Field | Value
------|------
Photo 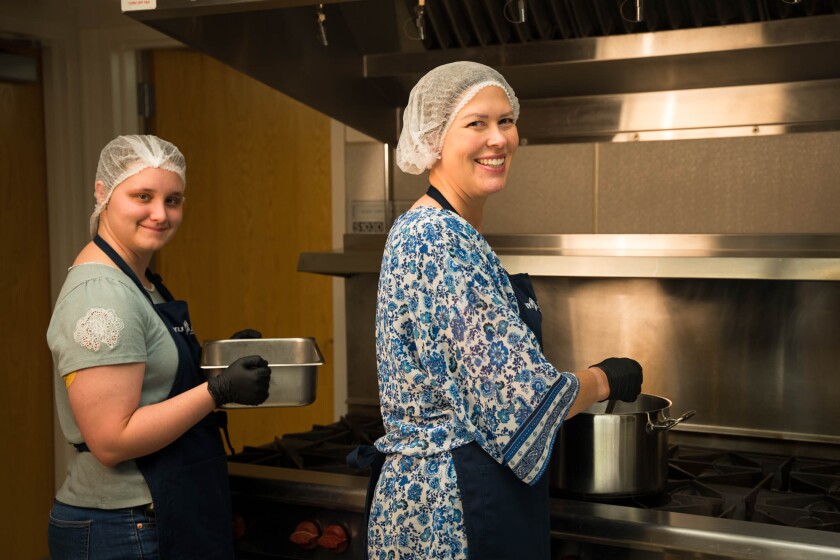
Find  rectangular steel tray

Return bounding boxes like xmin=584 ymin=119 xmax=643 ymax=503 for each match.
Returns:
xmin=201 ymin=338 xmax=323 ymax=408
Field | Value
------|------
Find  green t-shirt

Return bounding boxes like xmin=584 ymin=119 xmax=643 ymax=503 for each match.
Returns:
xmin=47 ymin=263 xmax=179 ymax=508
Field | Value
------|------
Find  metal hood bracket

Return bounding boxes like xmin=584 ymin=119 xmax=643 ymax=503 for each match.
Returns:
xmin=126 ymin=0 xmax=840 ymax=144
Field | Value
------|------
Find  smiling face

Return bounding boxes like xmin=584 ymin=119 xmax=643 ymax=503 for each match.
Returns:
xmin=433 ymin=85 xmax=519 ymax=201
xmin=97 ymin=167 xmax=185 ymax=258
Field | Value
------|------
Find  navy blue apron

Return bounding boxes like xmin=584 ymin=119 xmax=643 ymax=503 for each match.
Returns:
xmin=350 ymin=187 xmax=550 ymax=559
xmin=81 ymin=235 xmax=234 ymax=560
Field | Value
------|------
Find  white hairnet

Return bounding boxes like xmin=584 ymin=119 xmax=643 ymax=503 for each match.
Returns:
xmin=395 ymin=61 xmax=520 ymax=175
xmin=90 ymin=134 xmax=186 ymax=237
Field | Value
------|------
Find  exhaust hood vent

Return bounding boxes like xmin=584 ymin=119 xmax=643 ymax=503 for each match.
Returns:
xmin=416 ymin=0 xmax=840 ymax=48
xmin=127 ymin=0 xmax=840 ymax=144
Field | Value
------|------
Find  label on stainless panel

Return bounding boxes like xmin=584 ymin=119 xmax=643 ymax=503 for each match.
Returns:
xmin=121 ymin=0 xmax=156 ymax=11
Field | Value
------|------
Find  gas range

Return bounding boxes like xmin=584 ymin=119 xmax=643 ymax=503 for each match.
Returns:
xmin=227 ymin=416 xmax=840 ymax=559
xmin=226 ymin=415 xmax=382 ymax=559
xmin=551 ymin=444 xmax=840 ymax=560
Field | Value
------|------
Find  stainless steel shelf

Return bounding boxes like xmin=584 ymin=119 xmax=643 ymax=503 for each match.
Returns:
xmin=298 ymin=234 xmax=840 ymax=281
xmin=298 ymin=250 xmax=385 ymax=278
xmin=501 ymin=254 xmax=840 ymax=280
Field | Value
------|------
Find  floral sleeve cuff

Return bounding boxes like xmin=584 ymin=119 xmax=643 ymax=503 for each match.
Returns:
xmin=503 ymin=373 xmax=579 ymax=485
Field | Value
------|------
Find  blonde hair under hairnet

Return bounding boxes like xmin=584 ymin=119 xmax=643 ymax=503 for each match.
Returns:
xmin=90 ymin=134 xmax=186 ymax=238
xmin=395 ymin=61 xmax=520 ymax=175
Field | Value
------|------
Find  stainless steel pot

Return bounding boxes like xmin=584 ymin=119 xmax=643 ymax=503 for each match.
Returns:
xmin=550 ymin=394 xmax=695 ymax=496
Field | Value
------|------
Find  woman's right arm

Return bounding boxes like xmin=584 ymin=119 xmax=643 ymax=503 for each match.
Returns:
xmin=68 ymin=364 xmax=215 ymax=467
xmin=392 ymin=215 xmax=636 ymax=483
xmin=568 ymin=367 xmax=610 ymax=418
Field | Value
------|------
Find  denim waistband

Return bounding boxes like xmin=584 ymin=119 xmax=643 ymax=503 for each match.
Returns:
xmin=55 ymin=500 xmax=154 ymax=518
xmin=130 ymin=503 xmax=155 ymax=517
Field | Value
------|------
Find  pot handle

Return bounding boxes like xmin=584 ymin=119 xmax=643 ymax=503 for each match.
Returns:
xmin=646 ymin=410 xmax=696 ymax=433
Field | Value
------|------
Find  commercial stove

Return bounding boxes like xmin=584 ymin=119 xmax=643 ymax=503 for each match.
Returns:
xmin=227 ymin=415 xmax=840 ymax=560
xmin=551 ymin=434 xmax=840 ymax=560
xmin=227 ymin=415 xmax=381 ymax=559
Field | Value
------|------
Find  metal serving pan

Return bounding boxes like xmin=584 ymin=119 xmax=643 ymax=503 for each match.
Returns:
xmin=201 ymin=338 xmax=323 ymax=408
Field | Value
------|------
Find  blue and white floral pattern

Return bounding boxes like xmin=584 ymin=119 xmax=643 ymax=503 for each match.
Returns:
xmin=369 ymin=206 xmax=580 ymax=558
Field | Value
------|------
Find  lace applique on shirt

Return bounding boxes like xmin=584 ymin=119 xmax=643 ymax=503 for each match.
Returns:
xmin=73 ymin=308 xmax=126 ymax=351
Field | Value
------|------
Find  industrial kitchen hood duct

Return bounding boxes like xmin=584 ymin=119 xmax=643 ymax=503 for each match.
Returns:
xmin=124 ymin=0 xmax=840 ymax=144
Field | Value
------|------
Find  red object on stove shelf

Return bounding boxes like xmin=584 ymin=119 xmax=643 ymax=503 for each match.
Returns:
xmin=289 ymin=520 xmax=320 ymax=549
xmin=231 ymin=512 xmax=247 ymax=540
xmin=317 ymin=524 xmax=349 ymax=552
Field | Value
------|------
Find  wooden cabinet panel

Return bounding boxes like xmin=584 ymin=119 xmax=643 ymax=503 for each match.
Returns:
xmin=0 ymin=48 xmax=54 ymax=559
xmin=149 ymin=49 xmax=334 ymax=448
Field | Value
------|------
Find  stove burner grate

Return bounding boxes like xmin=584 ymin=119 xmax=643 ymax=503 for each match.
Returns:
xmin=660 ymin=446 xmax=840 ymax=531
xmin=228 ymin=415 xmax=385 ymax=475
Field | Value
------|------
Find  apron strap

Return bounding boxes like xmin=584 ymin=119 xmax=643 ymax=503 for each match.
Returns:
xmin=93 ymin=235 xmax=176 ymax=303
xmin=208 ymin=410 xmax=234 ymax=455
xmin=347 ymin=445 xmax=386 ymax=525
xmin=93 ymin=235 xmax=156 ymax=304
xmin=146 ymin=270 xmax=175 ymax=302
xmin=426 ymin=185 xmax=460 ymax=216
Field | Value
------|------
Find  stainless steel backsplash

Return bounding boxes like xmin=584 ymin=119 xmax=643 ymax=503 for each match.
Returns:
xmin=346 ymin=273 xmax=840 ymax=443
xmin=536 ymin=276 xmax=840 ymax=442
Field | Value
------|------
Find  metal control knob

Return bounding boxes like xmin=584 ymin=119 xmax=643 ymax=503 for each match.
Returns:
xmin=289 ymin=520 xmax=320 ymax=549
xmin=317 ymin=523 xmax=349 ymax=553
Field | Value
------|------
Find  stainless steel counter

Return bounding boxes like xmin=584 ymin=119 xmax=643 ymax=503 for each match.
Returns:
xmin=551 ymin=499 xmax=840 ymax=560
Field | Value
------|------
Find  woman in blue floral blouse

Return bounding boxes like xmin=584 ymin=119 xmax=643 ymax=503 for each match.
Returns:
xmin=366 ymin=61 xmax=643 ymax=559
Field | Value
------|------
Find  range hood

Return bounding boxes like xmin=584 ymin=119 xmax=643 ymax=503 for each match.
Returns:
xmin=125 ymin=0 xmax=840 ymax=144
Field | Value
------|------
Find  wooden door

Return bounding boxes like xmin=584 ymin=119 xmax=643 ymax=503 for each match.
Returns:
xmin=0 ymin=43 xmax=54 ymax=559
xmin=149 ymin=49 xmax=334 ymax=447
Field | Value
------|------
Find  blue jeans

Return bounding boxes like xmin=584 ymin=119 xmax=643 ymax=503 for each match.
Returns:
xmin=48 ymin=500 xmax=159 ymax=560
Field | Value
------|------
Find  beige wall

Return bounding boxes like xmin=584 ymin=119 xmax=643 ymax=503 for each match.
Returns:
xmin=348 ymin=130 xmax=840 ymax=235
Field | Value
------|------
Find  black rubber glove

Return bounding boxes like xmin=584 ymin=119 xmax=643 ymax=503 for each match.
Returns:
xmin=207 ymin=355 xmax=271 ymax=406
xmin=590 ymin=357 xmax=643 ymax=402
xmin=230 ymin=329 xmax=262 ymax=339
